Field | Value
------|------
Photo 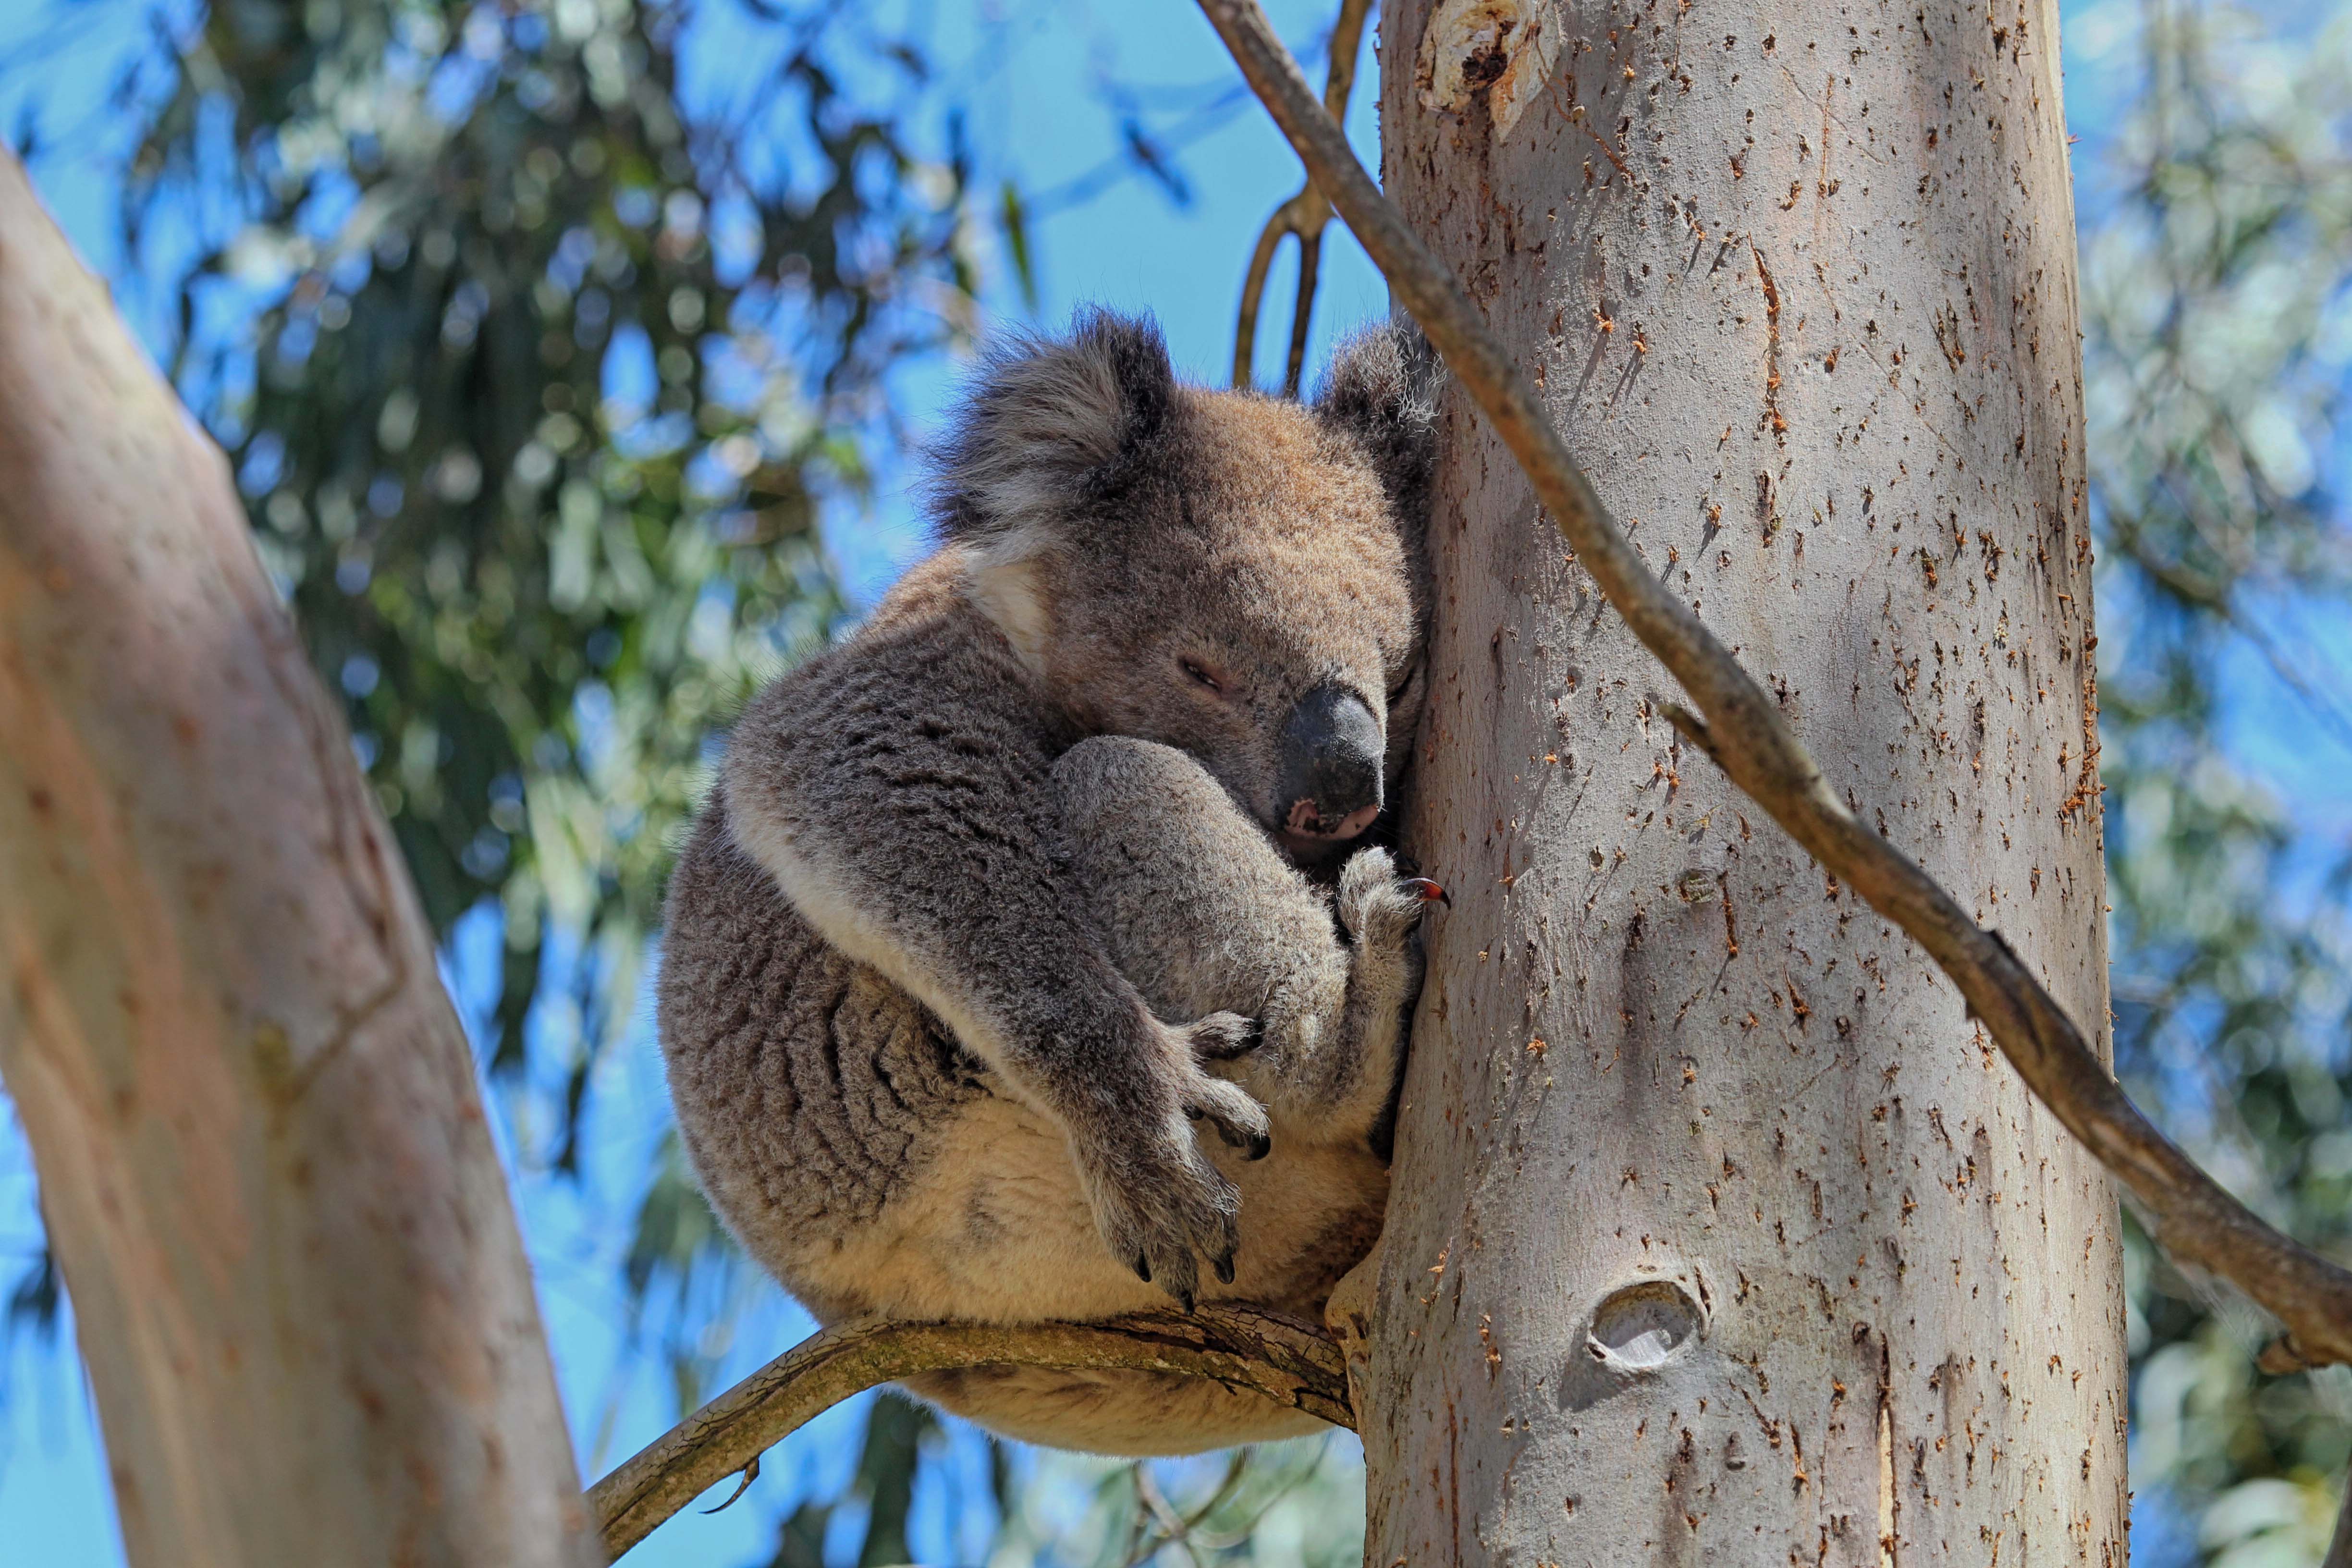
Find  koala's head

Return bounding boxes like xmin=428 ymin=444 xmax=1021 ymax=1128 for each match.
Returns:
xmin=934 ymin=307 xmax=1440 ymax=859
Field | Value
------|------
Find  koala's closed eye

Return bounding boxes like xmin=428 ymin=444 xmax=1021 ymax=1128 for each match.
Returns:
xmin=1179 ymin=656 xmax=1228 ymax=695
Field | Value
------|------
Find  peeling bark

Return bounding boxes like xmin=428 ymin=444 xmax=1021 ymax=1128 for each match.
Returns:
xmin=1367 ymin=1 xmax=2126 ymax=1560
xmin=0 ymin=154 xmax=597 ymax=1568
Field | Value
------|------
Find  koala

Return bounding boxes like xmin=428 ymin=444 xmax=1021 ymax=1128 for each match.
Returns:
xmin=659 ymin=312 xmax=1440 ymax=1454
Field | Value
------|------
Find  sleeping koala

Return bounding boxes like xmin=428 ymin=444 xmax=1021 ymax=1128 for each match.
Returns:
xmin=660 ymin=313 xmax=1440 ymax=1453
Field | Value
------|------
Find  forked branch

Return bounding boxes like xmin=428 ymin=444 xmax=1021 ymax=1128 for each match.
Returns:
xmin=588 ymin=1306 xmax=1348 ymax=1559
xmin=1231 ymin=0 xmax=1372 ymax=394
xmin=1192 ymin=0 xmax=2352 ymax=1371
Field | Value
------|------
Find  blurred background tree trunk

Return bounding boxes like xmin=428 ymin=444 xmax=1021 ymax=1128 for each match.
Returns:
xmin=1366 ymin=0 xmax=2129 ymax=1558
xmin=0 ymin=155 xmax=598 ymax=1568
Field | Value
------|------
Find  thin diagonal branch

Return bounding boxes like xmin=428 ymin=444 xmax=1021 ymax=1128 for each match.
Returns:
xmin=587 ymin=1306 xmax=1349 ymax=1560
xmin=1192 ymin=0 xmax=2352 ymax=1370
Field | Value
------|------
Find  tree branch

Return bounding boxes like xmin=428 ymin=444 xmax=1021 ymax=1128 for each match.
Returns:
xmin=1191 ymin=0 xmax=2352 ymax=1370
xmin=1230 ymin=0 xmax=1372 ymax=393
xmin=587 ymin=1306 xmax=1349 ymax=1560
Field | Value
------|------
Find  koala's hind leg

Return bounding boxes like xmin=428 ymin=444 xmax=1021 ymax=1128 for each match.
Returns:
xmin=1326 ymin=845 xmax=1434 ymax=1141
xmin=1052 ymin=736 xmax=1426 ymax=1146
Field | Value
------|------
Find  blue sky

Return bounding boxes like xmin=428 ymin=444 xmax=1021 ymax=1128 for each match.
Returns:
xmin=1 ymin=0 xmax=2346 ymax=1564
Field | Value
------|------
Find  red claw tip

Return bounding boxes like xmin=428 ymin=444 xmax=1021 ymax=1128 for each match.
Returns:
xmin=1405 ymin=877 xmax=1451 ymax=907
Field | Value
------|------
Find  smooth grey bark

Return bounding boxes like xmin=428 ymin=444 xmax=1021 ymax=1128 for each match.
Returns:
xmin=1365 ymin=1 xmax=2128 ymax=1561
xmin=0 ymin=155 xmax=598 ymax=1567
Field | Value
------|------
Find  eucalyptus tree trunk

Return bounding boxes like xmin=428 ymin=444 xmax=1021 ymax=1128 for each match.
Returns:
xmin=1363 ymin=1 xmax=2127 ymax=1559
xmin=0 ymin=156 xmax=597 ymax=1568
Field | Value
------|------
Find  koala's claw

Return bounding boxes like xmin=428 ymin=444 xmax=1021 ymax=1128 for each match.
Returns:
xmin=1110 ymin=1192 xmax=1221 ymax=1313
xmin=1200 ymin=1109 xmax=1270 ymax=1155
xmin=1213 ymin=1250 xmax=1237 ymax=1285
xmin=1186 ymin=1072 xmax=1273 ymax=1157
xmin=1402 ymin=876 xmax=1452 ymax=907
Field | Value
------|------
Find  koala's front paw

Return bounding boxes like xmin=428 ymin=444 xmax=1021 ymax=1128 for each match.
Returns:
xmin=1072 ymin=1015 xmax=1273 ymax=1310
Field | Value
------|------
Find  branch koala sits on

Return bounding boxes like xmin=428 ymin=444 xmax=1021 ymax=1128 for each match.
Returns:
xmin=660 ymin=312 xmax=1441 ymax=1454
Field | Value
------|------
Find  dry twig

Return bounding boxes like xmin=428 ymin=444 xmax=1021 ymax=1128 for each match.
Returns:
xmin=1231 ymin=0 xmax=1372 ymax=394
xmin=1192 ymin=0 xmax=2352 ymax=1371
xmin=587 ymin=1306 xmax=1347 ymax=1559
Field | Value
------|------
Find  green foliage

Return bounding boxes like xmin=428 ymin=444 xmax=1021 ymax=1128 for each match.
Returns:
xmin=2080 ymin=0 xmax=2352 ymax=1556
xmin=130 ymin=0 xmax=980 ymax=1152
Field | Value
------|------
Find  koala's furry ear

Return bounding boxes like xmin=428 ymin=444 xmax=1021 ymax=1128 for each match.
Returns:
xmin=1313 ymin=321 xmax=1443 ymax=524
xmin=933 ymin=308 xmax=1177 ymax=545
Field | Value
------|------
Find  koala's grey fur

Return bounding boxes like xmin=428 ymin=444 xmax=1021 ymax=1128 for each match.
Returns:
xmin=660 ymin=314 xmax=1441 ymax=1454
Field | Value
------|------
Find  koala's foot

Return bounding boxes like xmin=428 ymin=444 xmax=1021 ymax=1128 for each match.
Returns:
xmin=1318 ymin=846 xmax=1437 ymax=1140
xmin=1175 ymin=1014 xmax=1274 ymax=1161
xmin=1337 ymin=846 xmax=1439 ymax=965
xmin=1185 ymin=1010 xmax=1266 ymax=1065
xmin=1072 ymin=1013 xmax=1274 ymax=1311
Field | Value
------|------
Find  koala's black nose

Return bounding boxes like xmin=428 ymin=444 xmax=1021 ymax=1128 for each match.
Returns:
xmin=1277 ymin=682 xmax=1384 ymax=847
